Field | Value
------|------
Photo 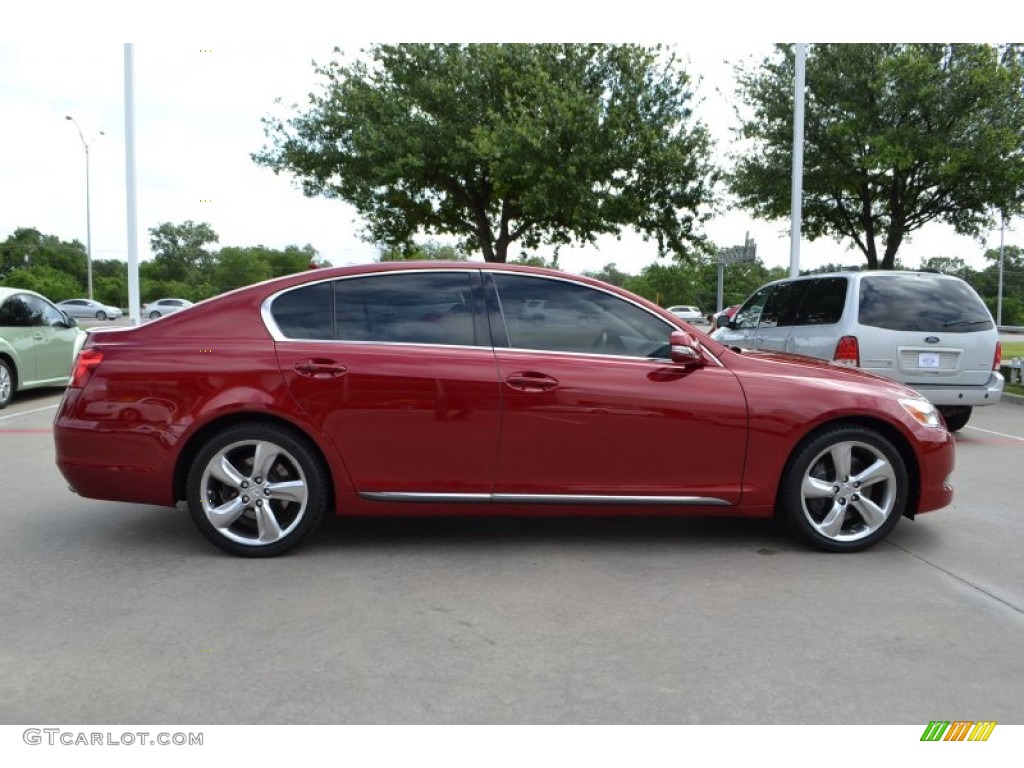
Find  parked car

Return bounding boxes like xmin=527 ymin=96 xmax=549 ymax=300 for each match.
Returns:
xmin=54 ymin=263 xmax=954 ymax=557
xmin=56 ymin=298 xmax=123 ymax=321
xmin=667 ymin=305 xmax=703 ymax=321
xmin=0 ymin=287 xmax=86 ymax=408
xmin=142 ymin=298 xmax=193 ymax=319
xmin=713 ymin=271 xmax=1003 ymax=431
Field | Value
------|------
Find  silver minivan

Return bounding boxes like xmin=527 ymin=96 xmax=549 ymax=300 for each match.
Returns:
xmin=713 ymin=271 xmax=1003 ymax=431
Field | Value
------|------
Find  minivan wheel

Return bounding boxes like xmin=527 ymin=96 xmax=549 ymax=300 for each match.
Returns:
xmin=779 ymin=425 xmax=908 ymax=552
xmin=185 ymin=423 xmax=329 ymax=557
xmin=938 ymin=406 xmax=972 ymax=433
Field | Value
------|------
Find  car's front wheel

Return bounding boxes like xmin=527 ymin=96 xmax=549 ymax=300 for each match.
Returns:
xmin=185 ymin=423 xmax=329 ymax=557
xmin=0 ymin=358 xmax=14 ymax=409
xmin=938 ymin=406 xmax=972 ymax=433
xmin=149 ymin=310 xmax=160 ymax=319
xmin=778 ymin=425 xmax=908 ymax=552
xmin=96 ymin=310 xmax=107 ymax=321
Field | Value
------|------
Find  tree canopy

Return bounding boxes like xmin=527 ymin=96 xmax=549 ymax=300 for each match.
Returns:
xmin=254 ymin=44 xmax=717 ymax=263
xmin=730 ymin=44 xmax=1024 ymax=269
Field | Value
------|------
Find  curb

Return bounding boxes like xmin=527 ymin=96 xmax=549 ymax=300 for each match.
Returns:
xmin=1001 ymin=391 xmax=1024 ymax=407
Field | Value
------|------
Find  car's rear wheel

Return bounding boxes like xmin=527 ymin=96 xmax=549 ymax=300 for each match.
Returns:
xmin=938 ymin=406 xmax=972 ymax=433
xmin=0 ymin=359 xmax=14 ymax=409
xmin=185 ymin=423 xmax=329 ymax=557
xmin=779 ymin=425 xmax=908 ymax=552
xmin=96 ymin=310 xmax=107 ymax=320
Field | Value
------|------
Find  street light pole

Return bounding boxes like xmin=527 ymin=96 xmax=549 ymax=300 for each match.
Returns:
xmin=65 ymin=116 xmax=104 ymax=300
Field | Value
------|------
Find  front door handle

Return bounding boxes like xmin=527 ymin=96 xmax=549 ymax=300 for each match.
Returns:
xmin=505 ymin=372 xmax=559 ymax=392
xmin=294 ymin=359 xmax=348 ymax=378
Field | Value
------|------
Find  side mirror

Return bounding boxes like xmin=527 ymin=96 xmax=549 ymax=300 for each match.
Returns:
xmin=62 ymin=314 xmax=78 ymax=328
xmin=669 ymin=330 xmax=704 ymax=366
xmin=715 ymin=314 xmax=730 ymax=329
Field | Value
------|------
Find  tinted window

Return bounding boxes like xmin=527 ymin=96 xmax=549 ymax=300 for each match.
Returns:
xmin=732 ymin=286 xmax=771 ymax=329
xmin=493 ymin=274 xmax=672 ymax=358
xmin=858 ymin=275 xmax=994 ymax=332
xmin=272 ymin=282 xmax=334 ymax=339
xmin=758 ymin=281 xmax=806 ymax=328
xmin=795 ymin=277 xmax=848 ymax=326
xmin=0 ymin=295 xmax=64 ymax=327
xmin=334 ymin=272 xmax=477 ymax=346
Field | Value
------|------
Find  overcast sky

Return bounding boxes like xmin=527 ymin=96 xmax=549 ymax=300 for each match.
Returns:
xmin=1 ymin=5 xmax=1015 ymax=279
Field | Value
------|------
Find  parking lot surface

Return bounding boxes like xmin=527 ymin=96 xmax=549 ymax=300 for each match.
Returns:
xmin=1 ymin=390 xmax=1022 ymax=724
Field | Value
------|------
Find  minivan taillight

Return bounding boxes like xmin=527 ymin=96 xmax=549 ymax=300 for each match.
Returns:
xmin=994 ymin=341 xmax=1002 ymax=371
xmin=834 ymin=336 xmax=860 ymax=367
xmin=70 ymin=349 xmax=103 ymax=388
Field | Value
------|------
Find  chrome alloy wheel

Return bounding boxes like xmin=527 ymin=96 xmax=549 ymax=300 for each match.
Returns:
xmin=0 ymin=361 xmax=12 ymax=406
xmin=799 ymin=440 xmax=898 ymax=544
xmin=199 ymin=439 xmax=309 ymax=547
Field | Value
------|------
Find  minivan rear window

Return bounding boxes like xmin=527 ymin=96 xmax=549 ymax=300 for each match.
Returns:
xmin=858 ymin=275 xmax=994 ymax=333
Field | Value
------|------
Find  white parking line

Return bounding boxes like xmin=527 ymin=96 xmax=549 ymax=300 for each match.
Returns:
xmin=964 ymin=424 xmax=1024 ymax=442
xmin=0 ymin=404 xmax=59 ymax=422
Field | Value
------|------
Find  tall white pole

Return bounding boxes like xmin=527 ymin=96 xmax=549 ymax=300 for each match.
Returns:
xmin=790 ymin=43 xmax=806 ymax=278
xmin=65 ymin=116 xmax=102 ymax=300
xmin=124 ymin=44 xmax=141 ymax=327
xmin=997 ymin=214 xmax=1005 ymax=327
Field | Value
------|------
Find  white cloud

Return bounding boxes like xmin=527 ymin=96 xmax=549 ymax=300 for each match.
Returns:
xmin=2 ymin=34 xmax=1016 ymax=279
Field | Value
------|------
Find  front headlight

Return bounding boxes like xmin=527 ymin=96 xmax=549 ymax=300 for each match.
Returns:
xmin=899 ymin=398 xmax=943 ymax=429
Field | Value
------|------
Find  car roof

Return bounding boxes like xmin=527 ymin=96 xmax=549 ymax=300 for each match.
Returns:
xmin=0 ymin=286 xmax=49 ymax=302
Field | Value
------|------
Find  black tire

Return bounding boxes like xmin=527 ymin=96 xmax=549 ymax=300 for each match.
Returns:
xmin=938 ymin=406 xmax=972 ymax=433
xmin=0 ymin=358 xmax=14 ymax=409
xmin=149 ymin=310 xmax=160 ymax=319
xmin=185 ymin=422 xmax=329 ymax=557
xmin=778 ymin=425 xmax=908 ymax=553
xmin=96 ymin=310 xmax=107 ymax=321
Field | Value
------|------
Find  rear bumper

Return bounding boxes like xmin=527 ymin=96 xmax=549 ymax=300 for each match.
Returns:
xmin=910 ymin=372 xmax=1003 ymax=408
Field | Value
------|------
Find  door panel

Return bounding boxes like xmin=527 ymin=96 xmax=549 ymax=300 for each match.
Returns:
xmin=492 ymin=350 xmax=748 ymax=500
xmin=277 ymin=343 xmax=502 ymax=493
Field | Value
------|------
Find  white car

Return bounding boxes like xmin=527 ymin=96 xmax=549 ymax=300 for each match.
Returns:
xmin=666 ymin=305 xmax=703 ymax=322
xmin=714 ymin=270 xmax=1003 ymax=431
xmin=56 ymin=298 xmax=123 ymax=321
xmin=143 ymin=298 xmax=194 ymax=319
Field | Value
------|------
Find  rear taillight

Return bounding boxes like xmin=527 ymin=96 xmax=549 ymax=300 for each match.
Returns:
xmin=833 ymin=335 xmax=860 ymax=367
xmin=994 ymin=341 xmax=1002 ymax=371
xmin=70 ymin=349 xmax=103 ymax=388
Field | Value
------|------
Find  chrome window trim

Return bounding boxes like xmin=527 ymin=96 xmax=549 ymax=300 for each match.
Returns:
xmin=259 ymin=267 xmax=722 ymax=367
xmin=260 ymin=268 xmax=482 ymax=344
xmin=484 ymin=270 xmax=724 ymax=367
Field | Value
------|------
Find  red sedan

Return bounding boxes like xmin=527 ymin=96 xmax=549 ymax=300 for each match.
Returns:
xmin=53 ymin=263 xmax=954 ymax=556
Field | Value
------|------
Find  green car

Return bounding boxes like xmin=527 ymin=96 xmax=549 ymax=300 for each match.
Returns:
xmin=0 ymin=287 xmax=87 ymax=409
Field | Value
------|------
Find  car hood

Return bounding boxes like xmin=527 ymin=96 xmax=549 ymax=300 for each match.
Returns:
xmin=719 ymin=347 xmax=925 ymax=400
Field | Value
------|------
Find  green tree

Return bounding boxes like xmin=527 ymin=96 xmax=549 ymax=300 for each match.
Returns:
xmin=1 ymin=228 xmax=87 ymax=287
xmin=919 ymin=256 xmax=974 ymax=280
xmin=730 ymin=44 xmax=1024 ymax=270
xmin=378 ymin=240 xmax=469 ymax=262
xmin=0 ymin=265 xmax=82 ymax=301
xmin=148 ymin=221 xmax=219 ymax=284
xmin=266 ymin=244 xmax=324 ymax=276
xmin=213 ymin=247 xmax=274 ymax=292
xmin=582 ymin=263 xmax=630 ymax=287
xmin=973 ymin=245 xmax=1024 ymax=325
xmin=254 ymin=44 xmax=716 ymax=263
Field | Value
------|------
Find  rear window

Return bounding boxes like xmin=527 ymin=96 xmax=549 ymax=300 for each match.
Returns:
xmin=858 ymin=275 xmax=994 ymax=333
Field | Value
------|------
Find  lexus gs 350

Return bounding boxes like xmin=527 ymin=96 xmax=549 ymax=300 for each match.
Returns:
xmin=53 ymin=263 xmax=955 ymax=557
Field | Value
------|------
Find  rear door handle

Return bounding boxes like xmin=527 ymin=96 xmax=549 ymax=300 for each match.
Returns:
xmin=294 ymin=359 xmax=348 ymax=378
xmin=505 ymin=372 xmax=559 ymax=392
